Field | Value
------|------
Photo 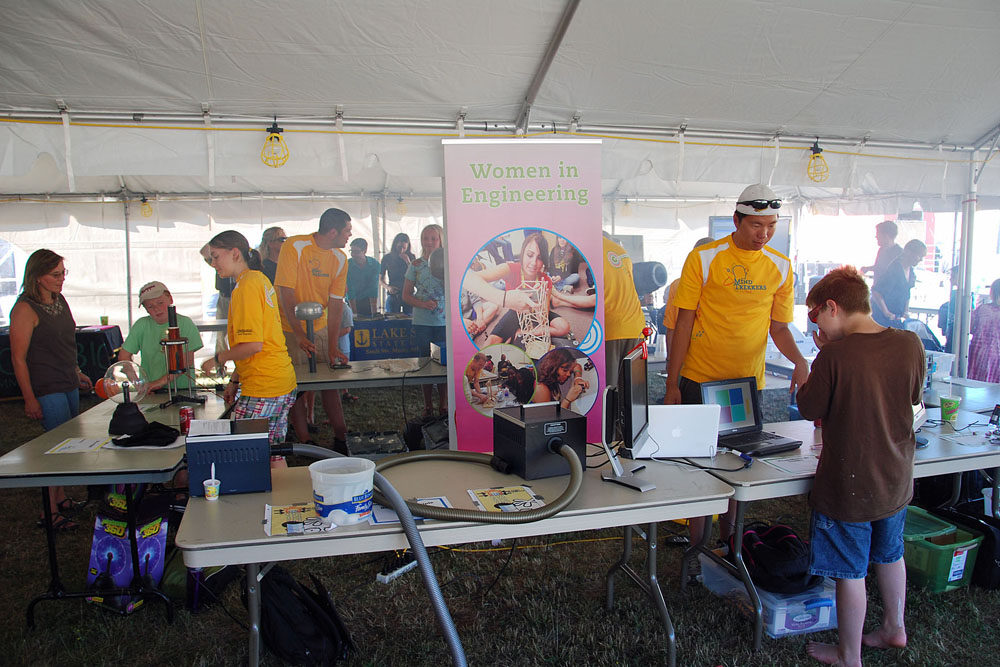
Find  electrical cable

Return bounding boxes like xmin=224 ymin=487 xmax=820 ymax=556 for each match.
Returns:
xmin=479 ymin=539 xmax=517 ymax=600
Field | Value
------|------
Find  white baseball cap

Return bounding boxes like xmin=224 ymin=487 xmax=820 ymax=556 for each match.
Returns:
xmin=735 ymin=184 xmax=782 ymax=216
xmin=138 ymin=281 xmax=169 ymax=305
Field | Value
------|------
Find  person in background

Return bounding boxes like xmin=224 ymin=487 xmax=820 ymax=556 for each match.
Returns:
xmin=861 ymin=220 xmax=903 ymax=283
xmin=937 ymin=265 xmax=961 ymax=353
xmin=257 ymin=227 xmax=287 ymax=285
xmin=664 ymin=184 xmax=809 ymax=569
xmin=118 ymin=281 xmax=204 ymax=390
xmin=403 ymin=224 xmax=447 ymax=416
xmin=549 ymin=236 xmax=582 ymax=293
xmin=338 ymin=300 xmax=358 ymax=403
xmin=968 ymin=278 xmax=1000 ymax=382
xmin=871 ymin=239 xmax=927 ymax=327
xmin=662 ymin=236 xmax=715 ymax=353
xmin=380 ymin=232 xmax=414 ymax=314
xmin=602 ymin=232 xmax=647 ymax=390
xmin=200 ymin=231 xmax=297 ymax=456
xmin=11 ymin=249 xmax=94 ymax=530
xmin=347 ymin=237 xmax=380 ymax=317
xmin=274 ymin=208 xmax=352 ymax=453
xmin=796 ymin=266 xmax=923 ymax=667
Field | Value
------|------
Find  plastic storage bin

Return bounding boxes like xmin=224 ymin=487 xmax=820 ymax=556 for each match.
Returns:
xmin=699 ymin=554 xmax=837 ymax=638
xmin=903 ymin=506 xmax=983 ymax=593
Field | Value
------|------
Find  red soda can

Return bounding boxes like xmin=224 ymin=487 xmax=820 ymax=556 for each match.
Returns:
xmin=179 ymin=406 xmax=194 ymax=435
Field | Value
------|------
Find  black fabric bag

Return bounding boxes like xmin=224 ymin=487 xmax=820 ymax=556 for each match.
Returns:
xmin=111 ymin=421 xmax=181 ymax=447
xmin=727 ymin=521 xmax=823 ymax=595
xmin=250 ymin=566 xmax=355 ymax=665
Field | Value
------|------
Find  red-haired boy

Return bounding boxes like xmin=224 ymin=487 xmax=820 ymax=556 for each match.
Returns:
xmin=796 ymin=266 xmax=924 ymax=666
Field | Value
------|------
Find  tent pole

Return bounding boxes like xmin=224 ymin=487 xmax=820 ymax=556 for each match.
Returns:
xmin=121 ymin=191 xmax=134 ymax=327
xmin=956 ymin=153 xmax=977 ymax=378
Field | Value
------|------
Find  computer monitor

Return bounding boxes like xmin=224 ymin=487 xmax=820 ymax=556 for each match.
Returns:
xmin=619 ymin=346 xmax=653 ymax=459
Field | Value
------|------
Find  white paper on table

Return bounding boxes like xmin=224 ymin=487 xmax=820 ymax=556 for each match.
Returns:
xmin=759 ymin=455 xmax=819 ymax=475
xmin=941 ymin=433 xmax=993 ymax=448
xmin=45 ymin=437 xmax=111 ymax=454
xmin=187 ymin=419 xmax=232 ymax=436
xmin=104 ymin=435 xmax=186 ymax=450
xmin=369 ymin=496 xmax=452 ymax=525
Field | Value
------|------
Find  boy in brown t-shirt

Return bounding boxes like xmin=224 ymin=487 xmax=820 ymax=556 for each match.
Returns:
xmin=796 ymin=266 xmax=924 ymax=667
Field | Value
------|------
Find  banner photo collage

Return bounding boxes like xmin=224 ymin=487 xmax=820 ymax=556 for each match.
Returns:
xmin=443 ymin=139 xmax=605 ymax=451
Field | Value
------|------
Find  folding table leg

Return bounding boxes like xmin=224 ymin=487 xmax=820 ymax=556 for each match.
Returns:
xmin=605 ymin=523 xmax=676 ymax=667
xmin=247 ymin=563 xmax=262 ymax=667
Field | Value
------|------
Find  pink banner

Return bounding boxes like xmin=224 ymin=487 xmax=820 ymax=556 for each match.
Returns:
xmin=443 ymin=139 xmax=605 ymax=451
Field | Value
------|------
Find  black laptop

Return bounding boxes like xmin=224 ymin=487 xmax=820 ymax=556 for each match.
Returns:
xmin=699 ymin=377 xmax=802 ymax=457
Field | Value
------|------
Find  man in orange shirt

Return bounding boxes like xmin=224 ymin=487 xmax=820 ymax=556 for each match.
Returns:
xmin=274 ymin=208 xmax=352 ymax=453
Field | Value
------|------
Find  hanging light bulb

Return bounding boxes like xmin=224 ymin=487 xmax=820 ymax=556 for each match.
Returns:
xmin=807 ymin=139 xmax=829 ymax=183
xmin=621 ymin=198 xmax=633 ymax=217
xmin=395 ymin=196 xmax=407 ymax=216
xmin=140 ymin=196 xmax=153 ymax=218
xmin=261 ymin=117 xmax=289 ymax=168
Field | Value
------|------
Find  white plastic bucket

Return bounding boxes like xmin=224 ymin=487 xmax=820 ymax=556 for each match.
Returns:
xmin=308 ymin=457 xmax=375 ymax=525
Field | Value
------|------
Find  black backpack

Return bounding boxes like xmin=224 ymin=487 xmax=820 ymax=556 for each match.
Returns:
xmin=250 ymin=566 xmax=355 ymax=665
xmin=727 ymin=521 xmax=823 ymax=595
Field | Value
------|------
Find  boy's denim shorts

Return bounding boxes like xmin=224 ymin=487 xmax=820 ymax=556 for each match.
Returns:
xmin=808 ymin=507 xmax=907 ymax=580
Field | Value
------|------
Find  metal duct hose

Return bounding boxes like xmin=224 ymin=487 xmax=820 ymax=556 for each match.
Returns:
xmin=288 ymin=443 xmax=467 ymax=667
xmin=372 ymin=445 xmax=584 ymax=524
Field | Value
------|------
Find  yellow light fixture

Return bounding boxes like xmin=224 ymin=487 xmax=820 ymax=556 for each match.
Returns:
xmin=140 ymin=196 xmax=153 ymax=218
xmin=261 ymin=118 xmax=289 ymax=168
xmin=395 ymin=196 xmax=407 ymax=216
xmin=807 ymin=139 xmax=829 ymax=183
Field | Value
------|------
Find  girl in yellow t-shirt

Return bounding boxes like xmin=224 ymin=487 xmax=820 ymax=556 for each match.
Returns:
xmin=201 ymin=230 xmax=297 ymax=449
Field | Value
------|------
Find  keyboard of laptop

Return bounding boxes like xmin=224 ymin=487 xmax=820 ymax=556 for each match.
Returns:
xmin=722 ymin=431 xmax=783 ymax=447
xmin=699 ymin=376 xmax=803 ymax=457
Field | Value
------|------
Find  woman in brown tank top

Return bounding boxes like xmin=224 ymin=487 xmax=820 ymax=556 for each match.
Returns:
xmin=10 ymin=249 xmax=93 ymax=530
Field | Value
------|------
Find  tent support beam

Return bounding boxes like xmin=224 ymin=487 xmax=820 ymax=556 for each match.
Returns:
xmin=514 ymin=0 xmax=581 ymax=135
xmin=0 ymin=109 xmax=976 ymax=153
xmin=956 ymin=154 xmax=977 ymax=377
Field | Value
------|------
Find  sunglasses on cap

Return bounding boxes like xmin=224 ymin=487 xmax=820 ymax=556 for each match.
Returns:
xmin=738 ymin=199 xmax=782 ymax=211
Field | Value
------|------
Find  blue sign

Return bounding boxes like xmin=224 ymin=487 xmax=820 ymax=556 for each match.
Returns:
xmin=350 ymin=317 xmax=422 ymax=361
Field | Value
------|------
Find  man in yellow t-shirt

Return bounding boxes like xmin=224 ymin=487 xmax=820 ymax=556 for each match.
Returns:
xmin=603 ymin=234 xmax=647 ymax=389
xmin=664 ymin=184 xmax=810 ymax=553
xmin=274 ymin=207 xmax=352 ymax=453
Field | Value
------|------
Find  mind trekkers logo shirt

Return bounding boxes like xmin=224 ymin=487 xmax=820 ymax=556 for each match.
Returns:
xmin=674 ymin=236 xmax=793 ymax=386
xmin=723 ymin=264 xmax=769 ymax=291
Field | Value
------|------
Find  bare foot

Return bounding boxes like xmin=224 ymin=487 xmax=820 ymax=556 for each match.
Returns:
xmin=862 ymin=625 xmax=907 ymax=650
xmin=805 ymin=641 xmax=860 ymax=666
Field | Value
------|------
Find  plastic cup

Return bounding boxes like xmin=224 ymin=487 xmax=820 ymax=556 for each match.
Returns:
xmin=100 ymin=315 xmax=109 ymax=326
xmin=940 ymin=395 xmax=961 ymax=422
xmin=203 ymin=478 xmax=220 ymax=500
xmin=309 ymin=457 xmax=375 ymax=526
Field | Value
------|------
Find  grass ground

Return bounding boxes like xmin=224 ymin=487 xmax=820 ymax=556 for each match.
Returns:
xmin=2 ymin=389 xmax=999 ymax=666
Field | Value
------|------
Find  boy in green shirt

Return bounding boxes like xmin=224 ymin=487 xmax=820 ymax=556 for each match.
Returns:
xmin=119 ymin=281 xmax=204 ymax=390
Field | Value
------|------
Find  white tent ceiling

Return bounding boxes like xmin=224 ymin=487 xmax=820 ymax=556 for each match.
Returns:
xmin=2 ymin=0 xmax=1000 ymax=207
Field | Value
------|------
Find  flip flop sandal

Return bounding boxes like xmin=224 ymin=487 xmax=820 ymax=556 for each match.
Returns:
xmin=36 ymin=512 xmax=79 ymax=532
xmin=56 ymin=497 xmax=84 ymax=516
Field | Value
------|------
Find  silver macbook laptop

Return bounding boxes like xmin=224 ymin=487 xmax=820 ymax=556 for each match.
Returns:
xmin=699 ymin=377 xmax=802 ymax=457
xmin=645 ymin=404 xmax=721 ymax=458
